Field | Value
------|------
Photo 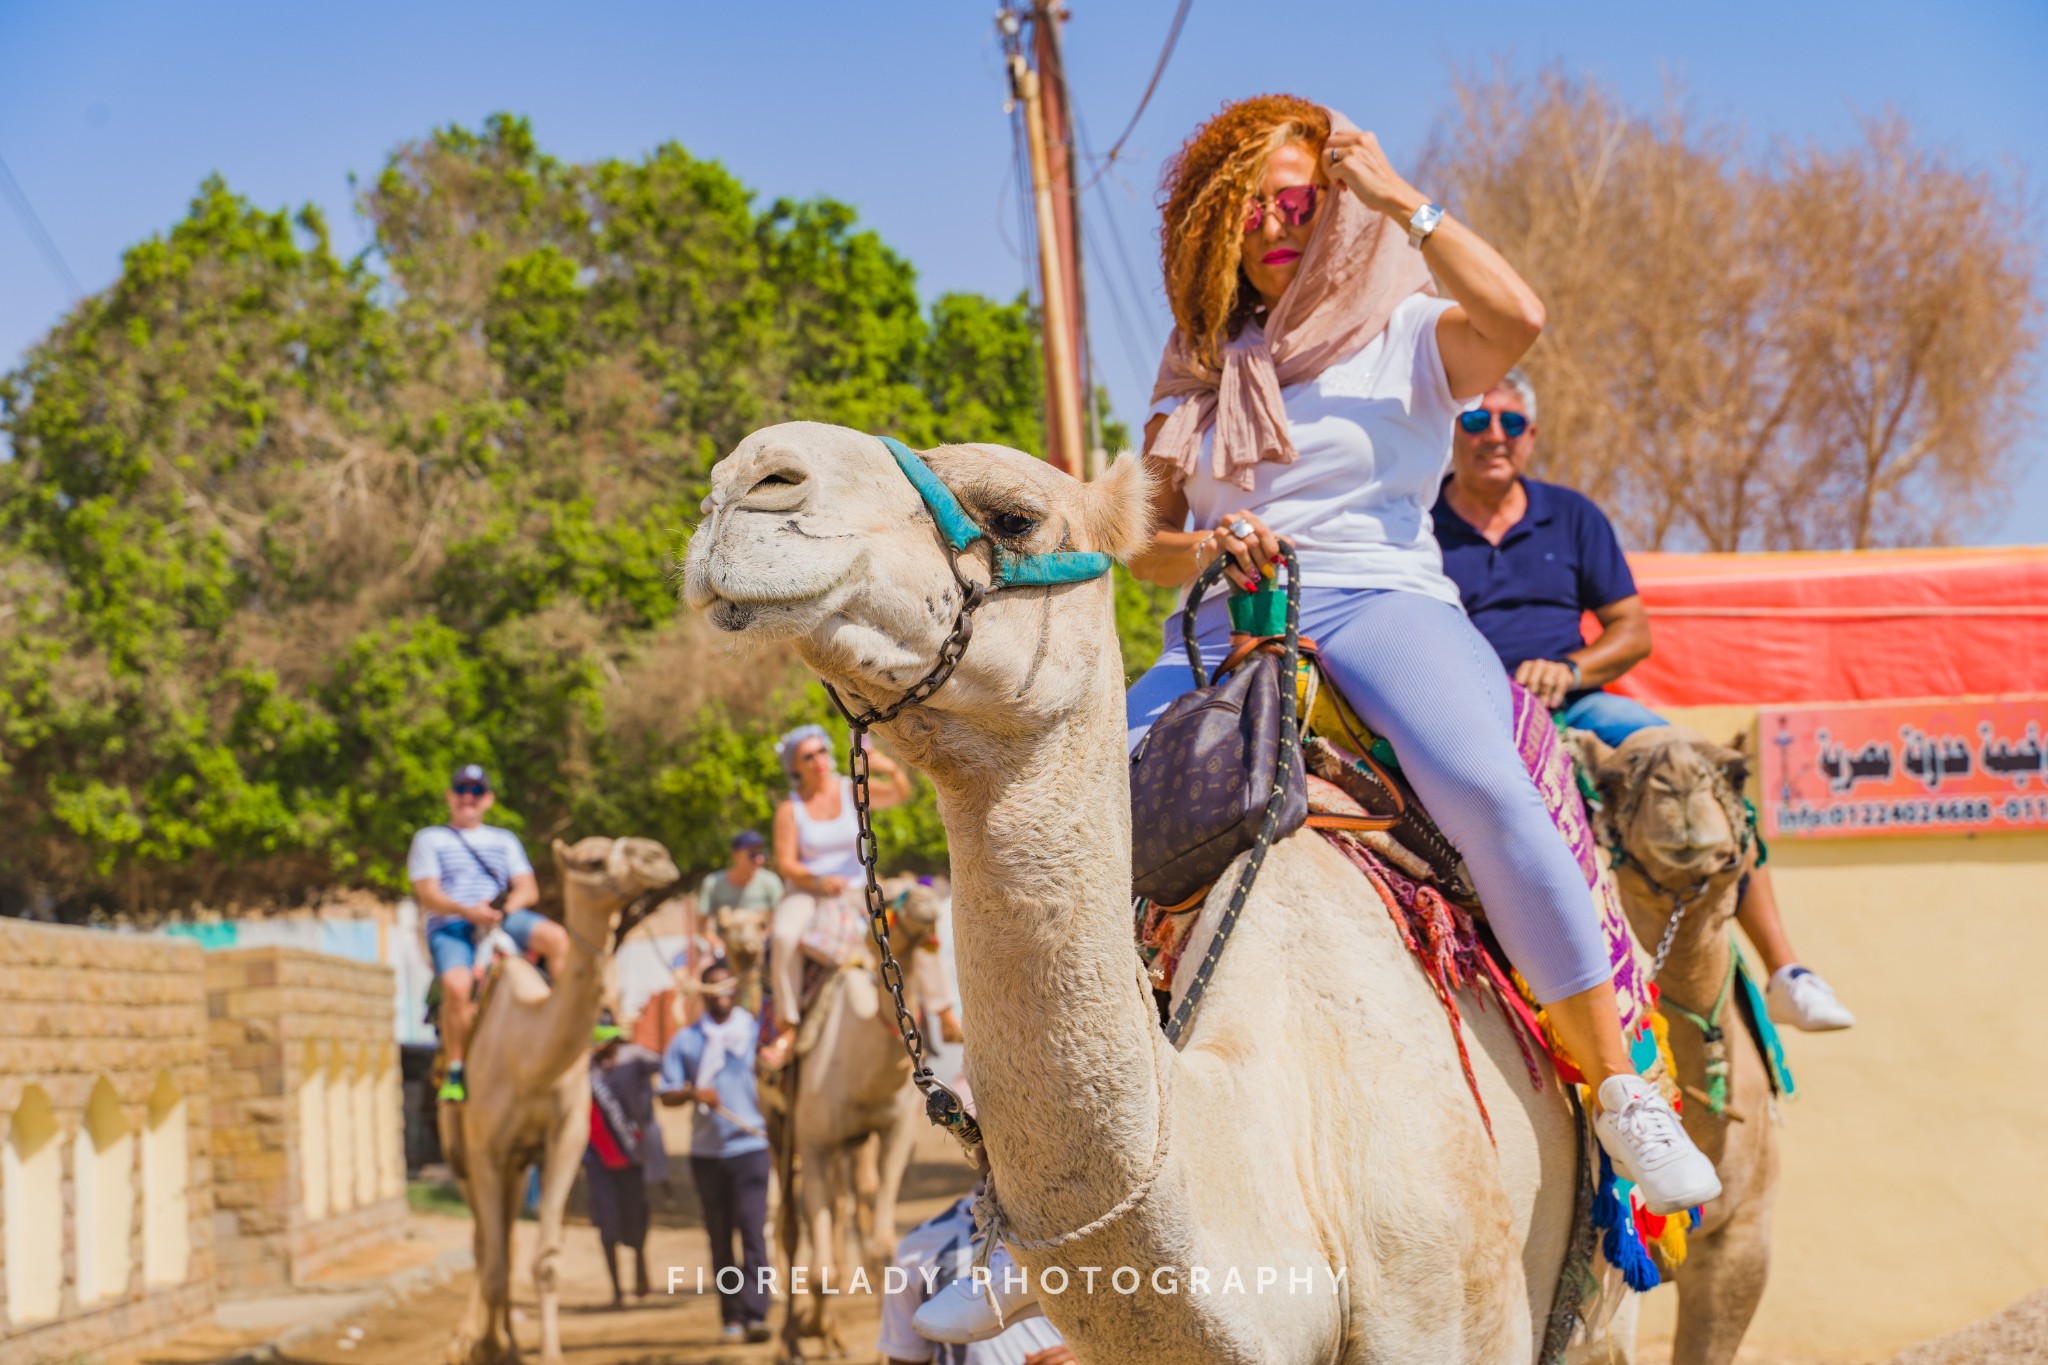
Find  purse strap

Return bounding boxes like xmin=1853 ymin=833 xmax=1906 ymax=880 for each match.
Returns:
xmin=1163 ymin=544 xmax=1303 ymax=1047
xmin=1180 ymin=549 xmax=1302 ymax=688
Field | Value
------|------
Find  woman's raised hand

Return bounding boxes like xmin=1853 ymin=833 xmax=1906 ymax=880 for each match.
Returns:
xmin=1204 ymin=511 xmax=1285 ymax=590
xmin=1322 ymin=129 xmax=1425 ymax=223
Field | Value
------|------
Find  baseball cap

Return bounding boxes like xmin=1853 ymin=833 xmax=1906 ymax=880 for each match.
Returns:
xmin=732 ymin=830 xmax=765 ymax=852
xmin=449 ymin=763 xmax=491 ymax=791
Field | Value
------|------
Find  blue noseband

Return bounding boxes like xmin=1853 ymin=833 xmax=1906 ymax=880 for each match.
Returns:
xmin=878 ymin=436 xmax=1112 ymax=589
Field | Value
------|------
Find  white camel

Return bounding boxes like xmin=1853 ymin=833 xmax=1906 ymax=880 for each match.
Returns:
xmin=685 ymin=423 xmax=1634 ymax=1363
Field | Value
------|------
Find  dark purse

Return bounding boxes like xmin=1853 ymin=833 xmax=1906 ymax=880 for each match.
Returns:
xmin=1129 ymin=549 xmax=1307 ymax=908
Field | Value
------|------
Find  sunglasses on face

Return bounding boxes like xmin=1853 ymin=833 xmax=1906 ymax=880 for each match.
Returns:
xmin=1243 ymin=183 xmax=1323 ymax=234
xmin=1458 ymin=409 xmax=1530 ymax=439
xmin=452 ymin=783 xmax=489 ymax=798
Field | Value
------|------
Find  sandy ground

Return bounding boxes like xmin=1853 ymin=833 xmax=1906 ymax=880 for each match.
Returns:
xmin=111 ymin=1118 xmax=2048 ymax=1365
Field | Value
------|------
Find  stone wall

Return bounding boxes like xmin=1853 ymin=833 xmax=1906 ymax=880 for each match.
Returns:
xmin=205 ymin=948 xmax=405 ymax=1293
xmin=0 ymin=921 xmax=214 ymax=1365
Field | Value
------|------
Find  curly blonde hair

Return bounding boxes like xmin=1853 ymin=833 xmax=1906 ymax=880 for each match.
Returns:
xmin=1159 ymin=95 xmax=1331 ymax=371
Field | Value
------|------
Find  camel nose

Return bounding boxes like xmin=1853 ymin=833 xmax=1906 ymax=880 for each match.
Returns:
xmin=737 ymin=458 xmax=811 ymax=511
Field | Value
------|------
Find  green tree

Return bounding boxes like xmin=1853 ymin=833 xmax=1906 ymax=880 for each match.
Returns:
xmin=0 ymin=116 xmax=1085 ymax=919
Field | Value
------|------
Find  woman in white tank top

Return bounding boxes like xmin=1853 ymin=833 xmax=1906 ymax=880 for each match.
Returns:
xmin=765 ymin=724 xmax=914 ymax=1037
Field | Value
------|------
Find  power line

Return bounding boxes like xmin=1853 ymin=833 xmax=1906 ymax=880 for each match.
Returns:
xmin=1080 ymin=0 xmax=1192 ymax=193
xmin=0 ymin=152 xmax=83 ymax=302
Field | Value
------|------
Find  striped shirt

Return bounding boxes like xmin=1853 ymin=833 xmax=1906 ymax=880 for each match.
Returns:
xmin=407 ymin=824 xmax=533 ymax=932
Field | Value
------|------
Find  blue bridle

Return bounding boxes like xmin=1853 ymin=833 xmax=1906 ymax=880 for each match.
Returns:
xmin=878 ymin=436 xmax=1111 ymax=589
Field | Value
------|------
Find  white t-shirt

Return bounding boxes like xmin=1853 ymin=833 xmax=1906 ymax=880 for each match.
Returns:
xmin=875 ymin=1196 xmax=1067 ymax=1364
xmin=1152 ymin=293 xmax=1467 ymax=604
xmin=407 ymin=824 xmax=534 ymax=931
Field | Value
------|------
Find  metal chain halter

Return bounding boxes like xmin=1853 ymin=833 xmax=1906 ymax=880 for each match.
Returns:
xmin=823 ymin=557 xmax=988 ymax=1155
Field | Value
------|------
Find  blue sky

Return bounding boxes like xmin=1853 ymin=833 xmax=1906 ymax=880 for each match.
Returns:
xmin=2 ymin=0 xmax=2044 ymax=543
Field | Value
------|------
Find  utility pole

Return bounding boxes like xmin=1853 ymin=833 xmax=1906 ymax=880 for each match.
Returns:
xmin=1004 ymin=4 xmax=1092 ymax=478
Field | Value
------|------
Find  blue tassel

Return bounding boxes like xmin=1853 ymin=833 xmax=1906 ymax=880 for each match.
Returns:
xmin=1689 ymin=1207 xmax=1702 ymax=1230
xmin=1593 ymin=1150 xmax=1661 ymax=1291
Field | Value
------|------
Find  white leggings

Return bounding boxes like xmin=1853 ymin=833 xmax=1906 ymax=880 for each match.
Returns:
xmin=1126 ymin=586 xmax=1611 ymax=1005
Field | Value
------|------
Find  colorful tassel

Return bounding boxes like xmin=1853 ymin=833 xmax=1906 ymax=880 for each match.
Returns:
xmin=1593 ymin=1149 xmax=1662 ymax=1292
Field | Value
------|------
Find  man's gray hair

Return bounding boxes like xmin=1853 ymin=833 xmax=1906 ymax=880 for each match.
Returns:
xmin=1497 ymin=368 xmax=1536 ymax=422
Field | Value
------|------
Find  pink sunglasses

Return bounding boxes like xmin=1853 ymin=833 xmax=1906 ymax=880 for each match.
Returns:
xmin=1244 ymin=184 xmax=1323 ymax=234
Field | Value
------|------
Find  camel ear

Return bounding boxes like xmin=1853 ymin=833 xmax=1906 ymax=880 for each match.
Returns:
xmin=1077 ymin=452 xmax=1154 ymax=562
xmin=552 ymin=838 xmax=573 ymax=869
xmin=1705 ymin=741 xmax=1751 ymax=795
xmin=1562 ymin=728 xmax=1616 ymax=788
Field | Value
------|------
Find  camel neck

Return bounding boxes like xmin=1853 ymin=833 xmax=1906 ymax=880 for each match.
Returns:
xmin=1639 ymin=871 xmax=1742 ymax=1015
xmin=526 ymin=886 xmax=616 ymax=1081
xmin=914 ymin=661 xmax=1175 ymax=1247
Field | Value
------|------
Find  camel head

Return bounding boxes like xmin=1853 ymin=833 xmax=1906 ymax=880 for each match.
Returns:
xmin=880 ymin=874 xmax=945 ymax=948
xmin=713 ymin=904 xmax=769 ymax=974
xmin=682 ymin=422 xmax=1151 ymax=773
xmin=551 ymin=836 xmax=682 ymax=924
xmin=1569 ymin=726 xmax=1750 ymax=899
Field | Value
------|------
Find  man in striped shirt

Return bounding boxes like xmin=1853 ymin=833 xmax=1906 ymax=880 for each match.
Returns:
xmin=408 ymin=764 xmax=561 ymax=1102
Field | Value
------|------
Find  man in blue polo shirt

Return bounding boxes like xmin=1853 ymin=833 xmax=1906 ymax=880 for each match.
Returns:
xmin=1434 ymin=372 xmax=1855 ymax=1032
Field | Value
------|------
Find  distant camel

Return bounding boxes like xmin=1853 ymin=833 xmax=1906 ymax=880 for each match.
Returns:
xmin=439 ymin=835 xmax=679 ymax=1365
xmin=773 ymin=875 xmax=947 ymax=1362
xmin=1574 ymin=727 xmax=1780 ymax=1365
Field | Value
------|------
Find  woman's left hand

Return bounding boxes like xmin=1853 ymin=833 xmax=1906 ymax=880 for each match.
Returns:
xmin=1323 ymin=129 xmax=1425 ymax=223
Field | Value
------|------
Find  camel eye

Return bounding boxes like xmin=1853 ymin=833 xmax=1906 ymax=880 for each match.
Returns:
xmin=989 ymin=511 xmax=1039 ymax=539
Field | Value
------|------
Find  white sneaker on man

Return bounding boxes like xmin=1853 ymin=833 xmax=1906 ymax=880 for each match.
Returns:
xmin=910 ymin=1241 xmax=1044 ymax=1344
xmin=1593 ymin=1073 xmax=1722 ymax=1216
xmin=1767 ymin=966 xmax=1856 ymax=1031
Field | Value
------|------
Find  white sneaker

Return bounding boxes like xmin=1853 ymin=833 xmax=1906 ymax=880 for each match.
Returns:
xmin=911 ymin=1242 xmax=1044 ymax=1344
xmin=1767 ymin=966 xmax=1856 ymax=1031
xmin=1594 ymin=1073 xmax=1722 ymax=1216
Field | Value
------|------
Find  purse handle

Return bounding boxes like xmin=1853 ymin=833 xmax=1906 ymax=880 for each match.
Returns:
xmin=1180 ymin=543 xmax=1302 ymax=688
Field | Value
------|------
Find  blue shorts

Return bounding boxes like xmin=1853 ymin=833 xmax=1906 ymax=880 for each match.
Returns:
xmin=428 ymin=909 xmax=547 ymax=976
xmin=1554 ymin=690 xmax=1668 ymax=748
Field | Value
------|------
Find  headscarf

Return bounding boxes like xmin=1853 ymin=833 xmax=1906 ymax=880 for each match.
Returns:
xmin=775 ymin=724 xmax=831 ymax=785
xmin=1148 ymin=107 xmax=1434 ymax=492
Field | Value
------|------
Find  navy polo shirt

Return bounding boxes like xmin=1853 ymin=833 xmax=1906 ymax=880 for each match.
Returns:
xmin=1432 ymin=477 xmax=1637 ymax=674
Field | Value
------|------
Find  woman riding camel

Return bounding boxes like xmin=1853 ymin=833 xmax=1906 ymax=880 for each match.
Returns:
xmin=1127 ymin=93 xmax=1721 ymax=1204
xmin=914 ymin=93 xmax=1723 ymax=1347
xmin=762 ymin=724 xmax=913 ymax=1062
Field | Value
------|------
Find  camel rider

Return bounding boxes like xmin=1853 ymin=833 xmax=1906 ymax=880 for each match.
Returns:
xmin=699 ymin=830 xmax=783 ymax=960
xmin=1433 ymin=370 xmax=1855 ymax=1032
xmin=763 ymin=724 xmax=914 ymax=1060
xmin=410 ymin=765 xmax=566 ymax=1103
xmin=924 ymin=94 xmax=1723 ymax=1347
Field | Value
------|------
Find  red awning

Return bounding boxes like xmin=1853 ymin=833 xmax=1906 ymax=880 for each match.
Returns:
xmin=1601 ymin=546 xmax=2048 ymax=708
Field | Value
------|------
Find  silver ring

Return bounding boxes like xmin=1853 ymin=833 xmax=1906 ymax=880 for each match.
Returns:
xmin=1229 ymin=520 xmax=1255 ymax=540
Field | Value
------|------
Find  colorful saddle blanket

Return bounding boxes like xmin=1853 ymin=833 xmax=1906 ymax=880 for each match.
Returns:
xmin=1133 ymin=649 xmax=1695 ymax=1333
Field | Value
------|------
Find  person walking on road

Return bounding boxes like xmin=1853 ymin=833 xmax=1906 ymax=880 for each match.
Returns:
xmin=659 ymin=962 xmax=772 ymax=1344
xmin=585 ymin=1010 xmax=666 ymax=1307
xmin=408 ymin=764 xmax=565 ymax=1102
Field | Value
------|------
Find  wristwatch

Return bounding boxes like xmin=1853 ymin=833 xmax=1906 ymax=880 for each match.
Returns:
xmin=1406 ymin=202 xmax=1445 ymax=248
xmin=1563 ymin=658 xmax=1584 ymax=688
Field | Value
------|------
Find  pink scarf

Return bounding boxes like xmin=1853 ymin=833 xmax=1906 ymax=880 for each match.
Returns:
xmin=1148 ymin=108 xmax=1433 ymax=492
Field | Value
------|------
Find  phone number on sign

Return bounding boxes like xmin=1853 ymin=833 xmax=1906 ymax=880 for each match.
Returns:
xmin=1774 ymin=794 xmax=2048 ymax=834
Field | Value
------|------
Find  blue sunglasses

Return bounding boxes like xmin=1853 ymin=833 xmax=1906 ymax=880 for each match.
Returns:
xmin=1459 ymin=409 xmax=1529 ymax=438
